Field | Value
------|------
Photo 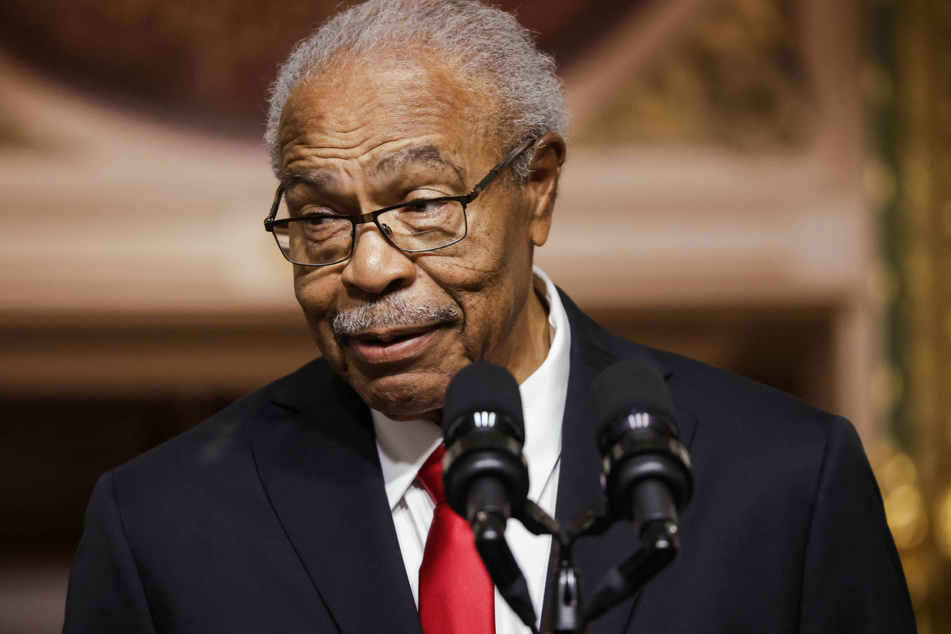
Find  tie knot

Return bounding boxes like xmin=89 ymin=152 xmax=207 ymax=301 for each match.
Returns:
xmin=417 ymin=445 xmax=447 ymax=505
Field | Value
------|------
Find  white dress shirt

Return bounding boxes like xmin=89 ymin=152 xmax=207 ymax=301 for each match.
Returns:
xmin=372 ymin=266 xmax=571 ymax=633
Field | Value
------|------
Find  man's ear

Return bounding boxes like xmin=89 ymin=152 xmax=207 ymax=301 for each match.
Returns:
xmin=525 ymin=131 xmax=567 ymax=248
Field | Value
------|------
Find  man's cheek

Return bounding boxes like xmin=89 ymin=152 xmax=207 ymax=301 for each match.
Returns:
xmin=451 ymin=299 xmax=495 ymax=357
xmin=293 ymin=287 xmax=340 ymax=358
xmin=295 ymin=279 xmax=335 ymax=318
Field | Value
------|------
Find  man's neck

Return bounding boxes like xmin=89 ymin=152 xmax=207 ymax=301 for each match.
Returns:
xmin=504 ymin=280 xmax=552 ymax=385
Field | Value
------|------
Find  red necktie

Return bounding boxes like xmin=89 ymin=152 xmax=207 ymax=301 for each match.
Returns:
xmin=417 ymin=445 xmax=496 ymax=634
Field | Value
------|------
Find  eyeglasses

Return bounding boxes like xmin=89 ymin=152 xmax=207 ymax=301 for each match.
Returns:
xmin=264 ymin=136 xmax=537 ymax=267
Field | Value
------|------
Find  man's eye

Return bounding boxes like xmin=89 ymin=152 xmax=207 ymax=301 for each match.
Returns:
xmin=303 ymin=214 xmax=333 ymax=226
xmin=405 ymin=199 xmax=448 ymax=214
xmin=297 ymin=215 xmax=351 ymax=240
xmin=295 ymin=209 xmax=345 ymax=224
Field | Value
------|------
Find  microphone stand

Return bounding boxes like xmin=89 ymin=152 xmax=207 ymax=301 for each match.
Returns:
xmin=515 ymin=496 xmax=681 ymax=634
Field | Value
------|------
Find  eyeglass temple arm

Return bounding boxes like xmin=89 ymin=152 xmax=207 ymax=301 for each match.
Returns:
xmin=466 ymin=136 xmax=537 ymax=202
xmin=264 ymin=183 xmax=286 ymax=226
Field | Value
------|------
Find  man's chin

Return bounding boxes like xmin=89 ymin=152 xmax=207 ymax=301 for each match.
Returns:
xmin=351 ymin=371 xmax=450 ymax=423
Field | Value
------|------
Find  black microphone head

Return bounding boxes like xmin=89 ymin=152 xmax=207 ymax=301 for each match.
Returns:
xmin=443 ymin=362 xmax=525 ymax=446
xmin=592 ymin=359 xmax=677 ymax=450
xmin=593 ymin=359 xmax=693 ymax=523
xmin=441 ymin=362 xmax=529 ymax=521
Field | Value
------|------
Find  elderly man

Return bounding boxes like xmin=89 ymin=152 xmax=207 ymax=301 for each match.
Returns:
xmin=63 ymin=1 xmax=915 ymax=633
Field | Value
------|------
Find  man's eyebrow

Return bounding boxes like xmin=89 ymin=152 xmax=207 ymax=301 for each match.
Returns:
xmin=284 ymin=171 xmax=337 ymax=190
xmin=282 ymin=146 xmax=465 ymax=191
xmin=371 ymin=145 xmax=466 ymax=182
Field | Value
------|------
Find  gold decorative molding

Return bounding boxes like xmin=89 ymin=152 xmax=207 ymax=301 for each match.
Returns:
xmin=575 ymin=0 xmax=812 ymax=150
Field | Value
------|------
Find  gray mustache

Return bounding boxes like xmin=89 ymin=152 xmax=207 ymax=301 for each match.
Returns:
xmin=332 ymin=295 xmax=460 ymax=337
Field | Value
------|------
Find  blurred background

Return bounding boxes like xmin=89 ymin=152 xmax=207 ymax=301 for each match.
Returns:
xmin=0 ymin=0 xmax=948 ymax=631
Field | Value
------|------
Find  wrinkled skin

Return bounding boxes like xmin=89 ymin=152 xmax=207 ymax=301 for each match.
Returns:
xmin=278 ymin=56 xmax=566 ymax=422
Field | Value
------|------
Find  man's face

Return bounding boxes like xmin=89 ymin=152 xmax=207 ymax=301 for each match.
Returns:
xmin=277 ymin=56 xmax=561 ymax=421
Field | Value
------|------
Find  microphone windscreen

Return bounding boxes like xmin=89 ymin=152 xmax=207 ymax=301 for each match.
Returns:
xmin=592 ymin=359 xmax=675 ymax=433
xmin=443 ymin=363 xmax=524 ymax=444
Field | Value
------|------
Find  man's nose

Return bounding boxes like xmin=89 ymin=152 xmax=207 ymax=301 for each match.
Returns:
xmin=340 ymin=225 xmax=417 ymax=295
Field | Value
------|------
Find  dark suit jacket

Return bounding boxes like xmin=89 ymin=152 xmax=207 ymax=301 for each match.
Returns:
xmin=63 ymin=293 xmax=915 ymax=633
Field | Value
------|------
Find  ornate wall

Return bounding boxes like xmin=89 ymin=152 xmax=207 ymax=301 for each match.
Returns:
xmin=869 ymin=0 xmax=951 ymax=630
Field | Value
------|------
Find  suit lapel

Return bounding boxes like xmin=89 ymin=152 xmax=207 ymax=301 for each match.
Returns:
xmin=552 ymin=292 xmax=697 ymax=634
xmin=249 ymin=361 xmax=422 ymax=634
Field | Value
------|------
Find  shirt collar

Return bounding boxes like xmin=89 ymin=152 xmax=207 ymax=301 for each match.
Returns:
xmin=373 ymin=414 xmax=443 ymax=511
xmin=520 ymin=266 xmax=570 ymax=502
xmin=373 ymin=266 xmax=570 ymax=510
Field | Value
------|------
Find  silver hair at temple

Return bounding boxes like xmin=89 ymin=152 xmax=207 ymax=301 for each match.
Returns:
xmin=264 ymin=0 xmax=569 ymax=179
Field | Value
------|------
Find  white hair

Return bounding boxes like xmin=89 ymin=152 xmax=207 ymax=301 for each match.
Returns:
xmin=264 ymin=0 xmax=569 ymax=179
xmin=333 ymin=293 xmax=460 ymax=338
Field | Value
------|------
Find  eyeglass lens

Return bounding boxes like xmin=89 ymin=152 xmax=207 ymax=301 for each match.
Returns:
xmin=271 ymin=198 xmax=467 ymax=266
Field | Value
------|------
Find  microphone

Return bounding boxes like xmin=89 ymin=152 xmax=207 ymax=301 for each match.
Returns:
xmin=592 ymin=359 xmax=692 ymax=535
xmin=442 ymin=362 xmax=538 ymax=631
xmin=583 ymin=359 xmax=694 ymax=621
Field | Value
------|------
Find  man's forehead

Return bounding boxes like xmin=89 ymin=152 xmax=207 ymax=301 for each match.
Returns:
xmin=283 ymin=56 xmax=477 ymax=124
xmin=278 ymin=55 xmax=499 ymax=166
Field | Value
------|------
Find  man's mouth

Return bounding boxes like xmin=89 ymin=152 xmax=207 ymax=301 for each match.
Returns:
xmin=347 ymin=324 xmax=444 ymax=365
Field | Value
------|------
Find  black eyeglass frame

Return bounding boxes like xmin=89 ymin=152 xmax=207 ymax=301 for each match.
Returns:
xmin=263 ymin=136 xmax=537 ymax=267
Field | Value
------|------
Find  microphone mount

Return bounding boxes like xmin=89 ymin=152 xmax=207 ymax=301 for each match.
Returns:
xmin=516 ymin=494 xmax=684 ymax=634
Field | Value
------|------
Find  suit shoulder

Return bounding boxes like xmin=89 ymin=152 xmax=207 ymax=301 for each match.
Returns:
xmin=111 ymin=358 xmax=334 ymax=489
xmin=647 ymin=347 xmax=853 ymax=496
xmin=562 ymin=292 xmax=843 ymax=449
xmin=653 ymin=346 xmax=836 ymax=428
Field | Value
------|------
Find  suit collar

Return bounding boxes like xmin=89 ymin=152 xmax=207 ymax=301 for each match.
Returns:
xmin=251 ymin=361 xmax=423 ymax=634
xmin=556 ymin=290 xmax=698 ymax=452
